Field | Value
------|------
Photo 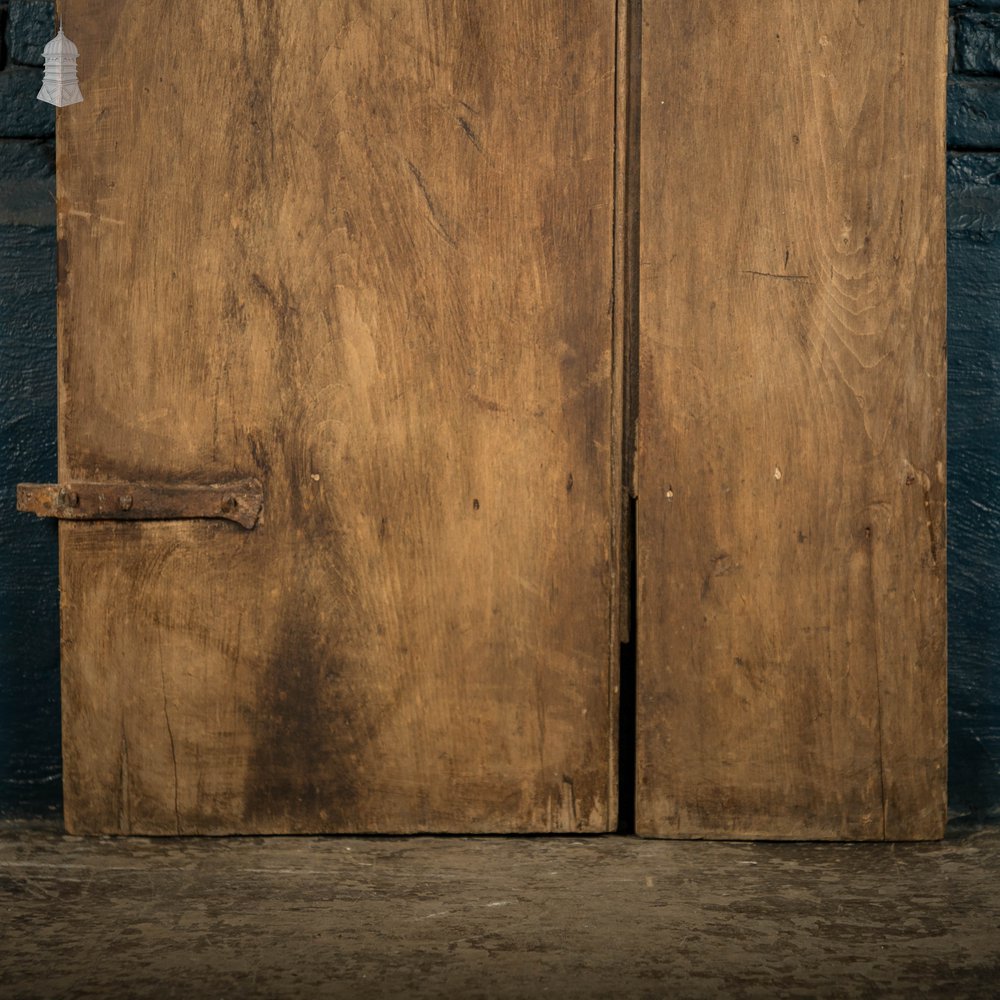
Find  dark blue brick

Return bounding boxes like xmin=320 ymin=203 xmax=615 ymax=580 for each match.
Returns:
xmin=955 ymin=13 xmax=1000 ymax=75
xmin=0 ymin=180 xmax=53 ymax=225
xmin=0 ymin=66 xmax=54 ymax=137
xmin=0 ymin=138 xmax=53 ymax=181
xmin=8 ymin=0 xmax=53 ymax=67
xmin=948 ymin=152 xmax=1000 ymax=228
xmin=0 ymin=139 xmax=55 ymax=225
xmin=948 ymin=78 xmax=1000 ymax=148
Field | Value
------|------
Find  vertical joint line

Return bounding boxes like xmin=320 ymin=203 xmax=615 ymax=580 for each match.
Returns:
xmin=613 ymin=0 xmax=642 ymax=634
xmin=624 ymin=0 xmax=641 ymax=510
xmin=613 ymin=0 xmax=641 ymax=834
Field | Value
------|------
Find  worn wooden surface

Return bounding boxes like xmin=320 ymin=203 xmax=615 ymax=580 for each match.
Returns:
xmin=3 ymin=825 xmax=1000 ymax=999
xmin=635 ymin=0 xmax=948 ymax=839
xmin=57 ymin=1 xmax=619 ymax=834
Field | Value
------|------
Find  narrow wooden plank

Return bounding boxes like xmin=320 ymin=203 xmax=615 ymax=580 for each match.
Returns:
xmin=636 ymin=0 xmax=948 ymax=839
xmin=58 ymin=1 xmax=618 ymax=834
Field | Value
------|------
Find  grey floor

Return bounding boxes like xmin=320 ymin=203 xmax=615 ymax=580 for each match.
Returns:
xmin=1 ymin=823 xmax=998 ymax=999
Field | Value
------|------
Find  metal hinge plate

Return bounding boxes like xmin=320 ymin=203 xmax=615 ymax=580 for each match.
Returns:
xmin=16 ymin=479 xmax=263 ymax=529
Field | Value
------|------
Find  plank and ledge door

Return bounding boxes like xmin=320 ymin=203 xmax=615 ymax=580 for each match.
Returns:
xmin=58 ymin=1 xmax=620 ymax=834
xmin=56 ymin=0 xmax=946 ymax=840
xmin=635 ymin=0 xmax=948 ymax=839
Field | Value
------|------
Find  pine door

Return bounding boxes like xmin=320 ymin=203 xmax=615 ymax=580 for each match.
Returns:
xmin=43 ymin=0 xmax=947 ymax=839
xmin=54 ymin=0 xmax=621 ymax=834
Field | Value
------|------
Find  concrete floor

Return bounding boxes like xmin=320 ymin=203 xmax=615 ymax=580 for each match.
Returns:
xmin=0 ymin=824 xmax=998 ymax=999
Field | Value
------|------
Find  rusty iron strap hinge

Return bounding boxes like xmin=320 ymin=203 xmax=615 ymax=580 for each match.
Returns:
xmin=16 ymin=479 xmax=263 ymax=530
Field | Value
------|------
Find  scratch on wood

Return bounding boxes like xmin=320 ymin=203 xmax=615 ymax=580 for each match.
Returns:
xmin=65 ymin=208 xmax=125 ymax=226
xmin=864 ymin=524 xmax=888 ymax=839
xmin=118 ymin=731 xmax=131 ymax=831
xmin=456 ymin=116 xmax=483 ymax=153
xmin=405 ymin=159 xmax=457 ymax=247
xmin=158 ymin=658 xmax=182 ymax=834
xmin=922 ymin=484 xmax=940 ymax=567
xmin=562 ymin=775 xmax=577 ymax=827
xmin=742 ymin=270 xmax=812 ymax=282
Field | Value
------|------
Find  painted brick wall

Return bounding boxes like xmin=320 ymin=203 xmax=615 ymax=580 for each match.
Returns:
xmin=1 ymin=4 xmax=998 ymax=823
xmin=949 ymin=0 xmax=1000 ymax=823
xmin=0 ymin=0 xmax=59 ymax=818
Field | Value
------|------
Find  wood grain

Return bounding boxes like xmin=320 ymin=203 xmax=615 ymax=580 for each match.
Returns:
xmin=58 ymin=1 xmax=619 ymax=834
xmin=635 ymin=0 xmax=948 ymax=839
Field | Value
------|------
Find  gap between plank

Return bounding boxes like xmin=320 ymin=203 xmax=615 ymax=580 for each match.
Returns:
xmin=612 ymin=0 xmax=642 ymax=833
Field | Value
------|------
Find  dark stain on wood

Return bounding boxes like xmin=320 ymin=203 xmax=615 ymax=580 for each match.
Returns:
xmin=242 ymin=586 xmax=371 ymax=831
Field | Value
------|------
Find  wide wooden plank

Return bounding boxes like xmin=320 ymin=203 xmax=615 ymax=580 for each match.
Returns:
xmin=58 ymin=0 xmax=619 ymax=834
xmin=636 ymin=0 xmax=948 ymax=839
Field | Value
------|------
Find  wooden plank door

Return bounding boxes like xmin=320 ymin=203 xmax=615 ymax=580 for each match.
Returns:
xmin=635 ymin=0 xmax=948 ymax=839
xmin=57 ymin=1 xmax=621 ymax=834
